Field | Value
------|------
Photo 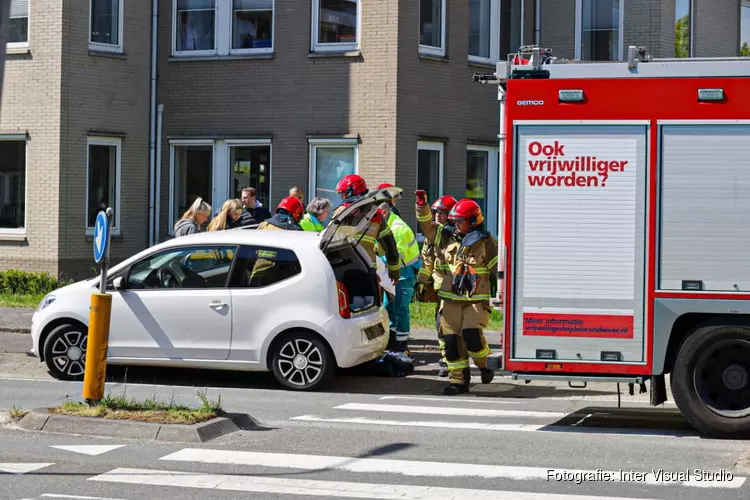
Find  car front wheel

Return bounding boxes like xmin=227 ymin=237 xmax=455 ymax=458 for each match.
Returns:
xmin=270 ymin=331 xmax=334 ymax=391
xmin=43 ymin=323 xmax=88 ymax=381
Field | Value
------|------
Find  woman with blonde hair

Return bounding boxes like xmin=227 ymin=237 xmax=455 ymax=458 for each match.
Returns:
xmin=173 ymin=196 xmax=211 ymax=237
xmin=207 ymin=199 xmax=243 ymax=232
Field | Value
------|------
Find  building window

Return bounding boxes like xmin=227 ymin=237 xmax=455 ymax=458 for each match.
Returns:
xmin=742 ymin=1 xmax=750 ymax=56
xmin=174 ymin=0 xmax=217 ymax=55
xmin=675 ymin=0 xmax=691 ymax=58
xmin=467 ymin=145 xmax=499 ymax=235
xmin=576 ymin=0 xmax=623 ymax=61
xmin=232 ymin=0 xmax=273 ymax=52
xmin=0 ymin=137 xmax=26 ymax=233
xmin=312 ymin=0 xmax=359 ymax=52
xmin=228 ymin=142 xmax=272 ymax=209
xmin=8 ymin=0 xmax=29 ymax=47
xmin=417 ymin=141 xmax=443 ymax=204
xmin=87 ymin=138 xmax=121 ymax=234
xmin=469 ymin=0 xmax=500 ymax=63
xmin=90 ymin=0 xmax=124 ymax=52
xmin=171 ymin=142 xmax=214 ymax=233
xmin=419 ymin=0 xmax=446 ymax=57
xmin=309 ymin=139 xmax=357 ymax=213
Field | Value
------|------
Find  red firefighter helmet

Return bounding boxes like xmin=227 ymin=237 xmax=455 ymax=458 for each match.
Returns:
xmin=448 ymin=199 xmax=484 ymax=228
xmin=336 ymin=174 xmax=368 ymax=199
xmin=276 ymin=196 xmax=304 ymax=222
xmin=377 ymin=183 xmax=394 ymax=190
xmin=431 ymin=195 xmax=458 ymax=213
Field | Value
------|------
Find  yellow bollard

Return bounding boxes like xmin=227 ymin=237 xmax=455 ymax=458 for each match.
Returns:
xmin=82 ymin=293 xmax=113 ymax=403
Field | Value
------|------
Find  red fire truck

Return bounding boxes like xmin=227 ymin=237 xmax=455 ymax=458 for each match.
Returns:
xmin=476 ymin=46 xmax=750 ymax=439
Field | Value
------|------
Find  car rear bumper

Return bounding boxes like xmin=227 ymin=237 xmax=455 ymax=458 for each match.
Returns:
xmin=328 ymin=307 xmax=389 ymax=368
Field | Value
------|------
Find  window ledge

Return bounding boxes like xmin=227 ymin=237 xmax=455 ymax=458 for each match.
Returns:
xmin=5 ymin=47 xmax=30 ymax=56
xmin=419 ymin=53 xmax=449 ymax=63
xmin=0 ymin=233 xmax=27 ymax=242
xmin=468 ymin=58 xmax=497 ymax=69
xmin=89 ymin=49 xmax=126 ymax=59
xmin=168 ymin=53 xmax=275 ymax=62
xmin=309 ymin=50 xmax=361 ymax=59
xmin=85 ymin=233 xmax=124 ymax=243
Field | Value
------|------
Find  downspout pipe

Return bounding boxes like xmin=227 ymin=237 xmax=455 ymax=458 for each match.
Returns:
xmin=535 ymin=0 xmax=540 ymax=46
xmin=148 ymin=0 xmax=158 ymax=247
xmin=155 ymin=104 xmax=164 ymax=243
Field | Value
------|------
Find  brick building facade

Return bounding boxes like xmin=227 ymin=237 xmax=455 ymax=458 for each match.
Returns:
xmin=0 ymin=0 xmax=746 ymax=279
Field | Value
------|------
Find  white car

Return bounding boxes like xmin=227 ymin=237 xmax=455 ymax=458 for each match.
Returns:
xmin=29 ymin=190 xmax=398 ymax=391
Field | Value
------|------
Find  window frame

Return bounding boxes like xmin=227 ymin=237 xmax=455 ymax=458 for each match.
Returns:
xmin=0 ymin=134 xmax=28 ymax=235
xmin=171 ymin=0 xmax=220 ymax=57
xmin=85 ymin=136 xmax=122 ymax=236
xmin=308 ymin=138 xmax=359 ymax=205
xmin=416 ymin=140 xmax=444 ymax=200
xmin=574 ymin=0 xmax=624 ymax=61
xmin=168 ymin=139 xmax=216 ymax=237
xmin=468 ymin=0 xmax=501 ymax=64
xmin=419 ymin=0 xmax=447 ymax=58
xmin=673 ymin=0 xmax=693 ymax=58
xmin=88 ymin=0 xmax=125 ymax=54
xmin=311 ymin=0 xmax=361 ymax=53
xmin=121 ymin=244 xmax=239 ymax=292
xmin=741 ymin=1 xmax=750 ymax=56
xmin=466 ymin=144 xmax=499 ymax=236
xmin=7 ymin=0 xmax=30 ymax=49
xmin=223 ymin=138 xmax=273 ymax=210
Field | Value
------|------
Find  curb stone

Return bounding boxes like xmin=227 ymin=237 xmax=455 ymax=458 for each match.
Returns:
xmin=16 ymin=407 xmax=268 ymax=443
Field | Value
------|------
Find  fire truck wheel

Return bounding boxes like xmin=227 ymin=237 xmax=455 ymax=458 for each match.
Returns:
xmin=671 ymin=324 xmax=750 ymax=439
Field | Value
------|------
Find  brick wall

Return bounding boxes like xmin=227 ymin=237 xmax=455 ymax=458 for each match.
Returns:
xmin=694 ymin=0 xmax=740 ymax=56
xmin=623 ymin=0 xmax=676 ymax=59
xmin=539 ymin=0 xmax=575 ymax=59
xmin=59 ymin=0 xmax=152 ymax=279
xmin=0 ymin=0 xmax=64 ymax=277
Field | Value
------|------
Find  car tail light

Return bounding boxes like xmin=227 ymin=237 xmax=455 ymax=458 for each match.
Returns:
xmin=337 ymin=280 xmax=351 ymax=319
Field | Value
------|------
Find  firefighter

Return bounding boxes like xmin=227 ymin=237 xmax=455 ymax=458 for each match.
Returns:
xmin=257 ymin=196 xmax=304 ymax=231
xmin=415 ymin=190 xmax=498 ymax=395
xmin=414 ymin=195 xmax=457 ymax=378
xmin=377 ymin=183 xmax=401 ymax=217
xmin=377 ymin=202 xmax=421 ymax=354
xmin=333 ymin=175 xmax=401 ymax=284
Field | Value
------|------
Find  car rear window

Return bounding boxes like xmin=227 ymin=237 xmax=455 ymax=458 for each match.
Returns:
xmin=229 ymin=245 xmax=302 ymax=288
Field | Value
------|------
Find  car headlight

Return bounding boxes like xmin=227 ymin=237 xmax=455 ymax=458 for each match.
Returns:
xmin=37 ymin=294 xmax=56 ymax=312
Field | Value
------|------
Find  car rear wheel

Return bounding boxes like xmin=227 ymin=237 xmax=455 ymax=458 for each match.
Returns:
xmin=271 ymin=331 xmax=334 ymax=391
xmin=43 ymin=323 xmax=88 ymax=381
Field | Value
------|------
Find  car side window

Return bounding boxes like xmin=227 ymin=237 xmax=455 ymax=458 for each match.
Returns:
xmin=127 ymin=246 xmax=237 ymax=290
xmin=229 ymin=245 xmax=302 ymax=288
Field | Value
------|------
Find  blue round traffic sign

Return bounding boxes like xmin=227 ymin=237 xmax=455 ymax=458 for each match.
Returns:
xmin=93 ymin=211 xmax=110 ymax=263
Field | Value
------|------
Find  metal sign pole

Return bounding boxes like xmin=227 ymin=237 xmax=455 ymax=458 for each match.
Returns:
xmin=0 ymin=0 xmax=11 ymax=115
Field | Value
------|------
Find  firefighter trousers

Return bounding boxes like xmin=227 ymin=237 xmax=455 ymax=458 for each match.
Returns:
xmin=434 ymin=302 xmax=446 ymax=363
xmin=438 ymin=300 xmax=492 ymax=386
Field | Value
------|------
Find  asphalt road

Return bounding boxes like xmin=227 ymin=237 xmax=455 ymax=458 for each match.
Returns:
xmin=0 ymin=365 xmax=749 ymax=500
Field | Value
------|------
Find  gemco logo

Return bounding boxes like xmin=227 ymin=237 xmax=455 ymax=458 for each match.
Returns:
xmin=517 ymin=100 xmax=545 ymax=106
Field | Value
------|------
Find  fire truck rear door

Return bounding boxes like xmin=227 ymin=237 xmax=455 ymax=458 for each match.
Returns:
xmin=510 ymin=123 xmax=649 ymax=364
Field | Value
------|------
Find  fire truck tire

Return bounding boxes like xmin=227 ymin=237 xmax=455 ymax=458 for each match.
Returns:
xmin=670 ymin=324 xmax=750 ymax=439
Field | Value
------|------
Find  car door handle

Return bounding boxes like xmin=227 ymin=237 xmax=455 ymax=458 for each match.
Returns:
xmin=208 ymin=301 xmax=227 ymax=309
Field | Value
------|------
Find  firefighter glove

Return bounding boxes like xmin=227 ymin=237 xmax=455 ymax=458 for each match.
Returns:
xmin=415 ymin=190 xmax=428 ymax=206
xmin=414 ymin=282 xmax=426 ymax=301
xmin=388 ymin=268 xmax=401 ymax=283
xmin=452 ymin=264 xmax=479 ymax=297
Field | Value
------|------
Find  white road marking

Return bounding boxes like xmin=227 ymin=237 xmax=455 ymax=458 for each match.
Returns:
xmin=158 ymin=448 xmax=746 ymax=489
xmin=40 ymin=495 xmax=129 ymax=500
xmin=379 ymin=396 xmax=522 ymax=404
xmin=290 ymin=414 xmax=701 ymax=438
xmin=0 ymin=462 xmax=54 ymax=474
xmin=334 ymin=402 xmax=568 ymax=418
xmin=50 ymin=445 xmax=125 ymax=456
xmin=89 ymin=467 xmax=664 ymax=500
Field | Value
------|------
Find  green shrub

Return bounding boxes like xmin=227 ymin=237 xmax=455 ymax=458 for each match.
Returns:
xmin=0 ymin=270 xmax=73 ymax=296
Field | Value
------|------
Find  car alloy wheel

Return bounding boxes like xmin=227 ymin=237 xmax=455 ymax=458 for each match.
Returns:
xmin=277 ymin=338 xmax=324 ymax=387
xmin=43 ymin=324 xmax=88 ymax=380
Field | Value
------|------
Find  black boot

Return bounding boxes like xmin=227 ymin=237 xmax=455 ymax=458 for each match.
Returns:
xmin=437 ymin=359 xmax=448 ymax=378
xmin=443 ymin=383 xmax=469 ymax=395
xmin=481 ymin=368 xmax=495 ymax=384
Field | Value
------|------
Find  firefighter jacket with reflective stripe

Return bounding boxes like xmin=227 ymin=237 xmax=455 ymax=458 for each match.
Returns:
xmin=299 ymin=213 xmax=324 ymax=232
xmin=416 ymin=203 xmax=499 ymax=302
xmin=332 ymin=204 xmax=401 ymax=274
xmin=377 ymin=212 xmax=421 ymax=281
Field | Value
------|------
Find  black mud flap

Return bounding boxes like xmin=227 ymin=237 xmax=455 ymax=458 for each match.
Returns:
xmin=650 ymin=373 xmax=667 ymax=406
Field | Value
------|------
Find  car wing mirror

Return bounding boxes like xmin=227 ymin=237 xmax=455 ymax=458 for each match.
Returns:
xmin=112 ymin=276 xmax=125 ymax=291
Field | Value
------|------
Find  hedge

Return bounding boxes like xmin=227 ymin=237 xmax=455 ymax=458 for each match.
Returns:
xmin=0 ymin=270 xmax=73 ymax=296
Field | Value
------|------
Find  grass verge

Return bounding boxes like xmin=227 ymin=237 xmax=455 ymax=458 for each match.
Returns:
xmin=0 ymin=293 xmax=45 ymax=308
xmin=49 ymin=392 xmax=223 ymax=425
xmin=410 ymin=301 xmax=503 ymax=331
xmin=9 ymin=405 xmax=28 ymax=421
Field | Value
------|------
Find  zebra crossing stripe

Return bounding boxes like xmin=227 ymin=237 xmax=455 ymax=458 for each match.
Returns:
xmin=88 ymin=467 xmax=664 ymax=500
xmin=333 ymin=402 xmax=568 ymax=418
xmin=158 ymin=448 xmax=745 ymax=489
